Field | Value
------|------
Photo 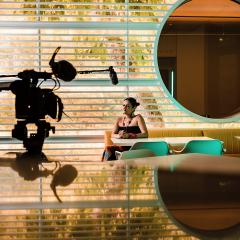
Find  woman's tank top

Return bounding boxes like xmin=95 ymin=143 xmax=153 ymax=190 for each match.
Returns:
xmin=118 ymin=126 xmax=141 ymax=134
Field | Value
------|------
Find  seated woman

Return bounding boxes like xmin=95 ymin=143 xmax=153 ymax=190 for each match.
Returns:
xmin=102 ymin=97 xmax=148 ymax=161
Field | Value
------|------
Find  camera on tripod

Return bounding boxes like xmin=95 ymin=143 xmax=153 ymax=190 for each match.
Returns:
xmin=0 ymin=47 xmax=118 ymax=154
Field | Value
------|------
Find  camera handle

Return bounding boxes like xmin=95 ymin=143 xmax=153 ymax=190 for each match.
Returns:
xmin=12 ymin=120 xmax=55 ymax=154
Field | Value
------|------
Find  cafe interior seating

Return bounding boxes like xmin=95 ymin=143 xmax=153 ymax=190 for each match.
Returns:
xmin=117 ymin=139 xmax=224 ymax=159
xmin=105 ymin=128 xmax=240 ymax=157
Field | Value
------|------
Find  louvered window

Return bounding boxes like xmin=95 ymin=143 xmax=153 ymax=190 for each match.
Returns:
xmin=0 ymin=0 xmax=231 ymax=160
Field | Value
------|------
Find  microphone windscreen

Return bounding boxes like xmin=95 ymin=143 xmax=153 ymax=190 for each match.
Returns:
xmin=52 ymin=60 xmax=77 ymax=82
xmin=109 ymin=67 xmax=118 ymax=85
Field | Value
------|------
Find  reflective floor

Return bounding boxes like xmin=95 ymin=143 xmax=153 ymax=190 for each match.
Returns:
xmin=0 ymin=152 xmax=194 ymax=239
xmin=0 ymin=152 xmax=239 ymax=239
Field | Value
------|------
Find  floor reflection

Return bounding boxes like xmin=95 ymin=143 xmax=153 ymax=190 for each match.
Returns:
xmin=152 ymin=154 xmax=240 ymax=239
xmin=7 ymin=152 xmax=78 ymax=203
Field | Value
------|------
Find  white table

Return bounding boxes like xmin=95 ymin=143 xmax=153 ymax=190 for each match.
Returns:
xmin=111 ymin=136 xmax=215 ymax=147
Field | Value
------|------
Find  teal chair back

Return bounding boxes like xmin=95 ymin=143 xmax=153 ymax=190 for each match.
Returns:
xmin=130 ymin=141 xmax=170 ymax=156
xmin=120 ymin=149 xmax=156 ymax=160
xmin=182 ymin=140 xmax=224 ymax=155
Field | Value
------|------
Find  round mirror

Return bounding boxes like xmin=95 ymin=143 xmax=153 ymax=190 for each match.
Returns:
xmin=158 ymin=0 xmax=240 ymax=119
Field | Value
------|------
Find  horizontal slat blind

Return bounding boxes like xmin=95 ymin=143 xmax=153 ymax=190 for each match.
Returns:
xmin=0 ymin=1 xmax=238 ymax=156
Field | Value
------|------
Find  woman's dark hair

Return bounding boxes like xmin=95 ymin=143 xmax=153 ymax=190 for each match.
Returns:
xmin=124 ymin=97 xmax=140 ymax=108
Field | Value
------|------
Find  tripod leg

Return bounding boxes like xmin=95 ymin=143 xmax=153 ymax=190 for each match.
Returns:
xmin=12 ymin=120 xmax=55 ymax=154
xmin=23 ymin=133 xmax=45 ymax=154
xmin=24 ymin=120 xmax=52 ymax=154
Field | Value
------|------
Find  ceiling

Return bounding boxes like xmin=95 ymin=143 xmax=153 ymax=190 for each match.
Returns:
xmin=169 ymin=0 xmax=240 ymax=22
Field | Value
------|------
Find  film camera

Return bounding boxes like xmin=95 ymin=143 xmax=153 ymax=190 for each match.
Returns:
xmin=0 ymin=47 xmax=118 ymax=153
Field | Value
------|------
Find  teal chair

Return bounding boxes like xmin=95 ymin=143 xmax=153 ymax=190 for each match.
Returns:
xmin=130 ymin=141 xmax=171 ymax=156
xmin=120 ymin=149 xmax=156 ymax=160
xmin=181 ymin=139 xmax=224 ymax=155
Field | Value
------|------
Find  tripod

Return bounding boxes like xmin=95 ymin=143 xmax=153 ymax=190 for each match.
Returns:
xmin=12 ymin=120 xmax=55 ymax=154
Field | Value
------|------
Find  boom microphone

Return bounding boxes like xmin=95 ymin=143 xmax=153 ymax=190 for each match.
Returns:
xmin=77 ymin=66 xmax=119 ymax=85
xmin=49 ymin=47 xmax=118 ymax=84
xmin=109 ymin=66 xmax=118 ymax=85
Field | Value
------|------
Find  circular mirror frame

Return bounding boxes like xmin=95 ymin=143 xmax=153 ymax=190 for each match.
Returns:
xmin=154 ymin=0 xmax=240 ymax=123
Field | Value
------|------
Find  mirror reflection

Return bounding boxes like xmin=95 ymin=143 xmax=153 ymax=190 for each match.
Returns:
xmin=158 ymin=0 xmax=240 ymax=118
xmin=155 ymin=154 xmax=240 ymax=239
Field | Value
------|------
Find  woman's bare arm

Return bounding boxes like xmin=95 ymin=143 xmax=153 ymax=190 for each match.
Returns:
xmin=111 ymin=117 xmax=122 ymax=138
xmin=136 ymin=114 xmax=148 ymax=138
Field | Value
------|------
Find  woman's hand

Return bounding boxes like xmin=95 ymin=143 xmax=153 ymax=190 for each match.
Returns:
xmin=118 ymin=130 xmax=129 ymax=139
xmin=117 ymin=130 xmax=124 ymax=138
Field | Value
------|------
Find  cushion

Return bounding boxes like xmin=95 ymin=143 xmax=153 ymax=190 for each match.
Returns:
xmin=203 ymin=128 xmax=240 ymax=154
